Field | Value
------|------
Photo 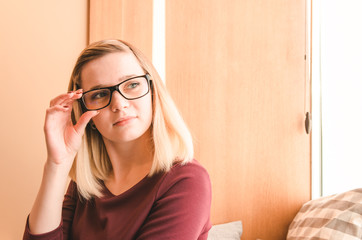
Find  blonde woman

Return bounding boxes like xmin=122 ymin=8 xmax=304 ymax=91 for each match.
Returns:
xmin=23 ymin=40 xmax=211 ymax=240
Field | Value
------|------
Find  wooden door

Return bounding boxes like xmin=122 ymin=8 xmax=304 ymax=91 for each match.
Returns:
xmin=166 ymin=1 xmax=310 ymax=239
xmin=89 ymin=0 xmax=153 ymax=59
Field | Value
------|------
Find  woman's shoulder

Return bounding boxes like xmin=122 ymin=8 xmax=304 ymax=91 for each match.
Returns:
xmin=156 ymin=159 xmax=211 ymax=197
xmin=170 ymin=159 xmax=209 ymax=178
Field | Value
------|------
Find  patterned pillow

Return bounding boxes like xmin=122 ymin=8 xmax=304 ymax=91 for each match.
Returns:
xmin=287 ymin=188 xmax=362 ymax=240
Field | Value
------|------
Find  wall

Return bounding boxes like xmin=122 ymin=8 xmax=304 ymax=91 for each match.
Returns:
xmin=0 ymin=1 xmax=87 ymax=239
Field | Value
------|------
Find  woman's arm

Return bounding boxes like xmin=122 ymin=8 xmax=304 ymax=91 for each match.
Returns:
xmin=28 ymin=162 xmax=71 ymax=234
xmin=23 ymin=181 xmax=78 ymax=240
xmin=27 ymin=90 xmax=98 ymax=235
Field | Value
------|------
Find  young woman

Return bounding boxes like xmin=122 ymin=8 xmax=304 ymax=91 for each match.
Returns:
xmin=23 ymin=40 xmax=211 ymax=240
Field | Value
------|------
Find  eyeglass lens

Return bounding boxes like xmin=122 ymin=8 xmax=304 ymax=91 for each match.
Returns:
xmin=82 ymin=76 xmax=149 ymax=110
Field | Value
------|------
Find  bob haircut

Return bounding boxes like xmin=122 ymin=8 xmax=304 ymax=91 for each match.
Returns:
xmin=68 ymin=39 xmax=194 ymax=199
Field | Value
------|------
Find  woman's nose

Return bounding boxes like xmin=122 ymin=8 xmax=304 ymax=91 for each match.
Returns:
xmin=110 ymin=90 xmax=129 ymax=112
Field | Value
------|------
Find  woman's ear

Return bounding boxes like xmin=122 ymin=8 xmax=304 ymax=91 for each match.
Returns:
xmin=89 ymin=120 xmax=97 ymax=130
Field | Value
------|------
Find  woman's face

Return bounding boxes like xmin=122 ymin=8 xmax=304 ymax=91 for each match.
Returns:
xmin=80 ymin=52 xmax=153 ymax=144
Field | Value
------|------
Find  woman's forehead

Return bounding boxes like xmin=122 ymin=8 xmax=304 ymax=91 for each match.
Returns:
xmin=80 ymin=52 xmax=144 ymax=89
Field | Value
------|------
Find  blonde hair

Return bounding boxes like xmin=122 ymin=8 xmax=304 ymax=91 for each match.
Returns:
xmin=68 ymin=39 xmax=193 ymax=199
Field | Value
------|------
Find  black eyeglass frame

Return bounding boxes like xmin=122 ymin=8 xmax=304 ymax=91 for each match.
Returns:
xmin=79 ymin=74 xmax=152 ymax=111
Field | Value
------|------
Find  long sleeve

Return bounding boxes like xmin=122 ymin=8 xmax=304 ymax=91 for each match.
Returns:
xmin=23 ymin=161 xmax=212 ymax=240
xmin=23 ymin=181 xmax=78 ymax=240
xmin=135 ymin=162 xmax=212 ymax=240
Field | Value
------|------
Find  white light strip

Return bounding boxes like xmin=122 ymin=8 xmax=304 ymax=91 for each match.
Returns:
xmin=311 ymin=0 xmax=322 ymax=199
xmin=152 ymin=0 xmax=166 ymax=83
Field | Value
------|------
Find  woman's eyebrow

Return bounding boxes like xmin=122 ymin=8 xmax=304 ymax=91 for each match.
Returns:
xmin=87 ymin=74 xmax=138 ymax=90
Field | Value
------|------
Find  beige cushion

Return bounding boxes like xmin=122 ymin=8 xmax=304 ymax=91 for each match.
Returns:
xmin=207 ymin=221 xmax=243 ymax=240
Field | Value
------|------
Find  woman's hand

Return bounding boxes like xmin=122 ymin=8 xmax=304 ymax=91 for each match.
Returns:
xmin=44 ymin=89 xmax=99 ymax=169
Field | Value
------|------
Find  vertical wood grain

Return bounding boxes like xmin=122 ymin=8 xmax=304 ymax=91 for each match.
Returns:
xmin=166 ymin=1 xmax=310 ymax=239
xmin=89 ymin=0 xmax=153 ymax=60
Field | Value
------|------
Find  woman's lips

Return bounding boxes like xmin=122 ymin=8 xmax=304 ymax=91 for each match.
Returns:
xmin=113 ymin=117 xmax=136 ymax=126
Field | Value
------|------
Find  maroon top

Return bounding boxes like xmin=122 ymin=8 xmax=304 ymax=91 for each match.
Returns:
xmin=23 ymin=160 xmax=212 ymax=240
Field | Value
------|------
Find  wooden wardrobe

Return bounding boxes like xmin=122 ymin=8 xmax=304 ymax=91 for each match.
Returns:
xmin=89 ymin=0 xmax=311 ymax=239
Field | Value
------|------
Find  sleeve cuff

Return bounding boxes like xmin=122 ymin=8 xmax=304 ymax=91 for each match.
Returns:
xmin=23 ymin=215 xmax=63 ymax=240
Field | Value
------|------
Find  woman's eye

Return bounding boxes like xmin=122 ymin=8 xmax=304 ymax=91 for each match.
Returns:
xmin=91 ymin=90 xmax=109 ymax=100
xmin=125 ymin=81 xmax=140 ymax=90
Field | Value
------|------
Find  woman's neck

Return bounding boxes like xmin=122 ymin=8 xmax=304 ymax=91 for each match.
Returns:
xmin=102 ymin=129 xmax=154 ymax=183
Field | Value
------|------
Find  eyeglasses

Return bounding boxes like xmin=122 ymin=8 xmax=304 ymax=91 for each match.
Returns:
xmin=80 ymin=74 xmax=152 ymax=111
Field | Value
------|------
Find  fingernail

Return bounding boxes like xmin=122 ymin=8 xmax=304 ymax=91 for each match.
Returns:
xmin=76 ymin=89 xmax=83 ymax=93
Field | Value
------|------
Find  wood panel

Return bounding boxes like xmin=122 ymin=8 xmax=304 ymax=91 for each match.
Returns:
xmin=89 ymin=0 xmax=153 ymax=60
xmin=166 ymin=1 xmax=311 ymax=239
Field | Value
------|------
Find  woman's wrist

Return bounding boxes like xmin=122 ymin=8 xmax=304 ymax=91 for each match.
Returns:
xmin=43 ymin=160 xmax=71 ymax=190
xmin=45 ymin=157 xmax=73 ymax=175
